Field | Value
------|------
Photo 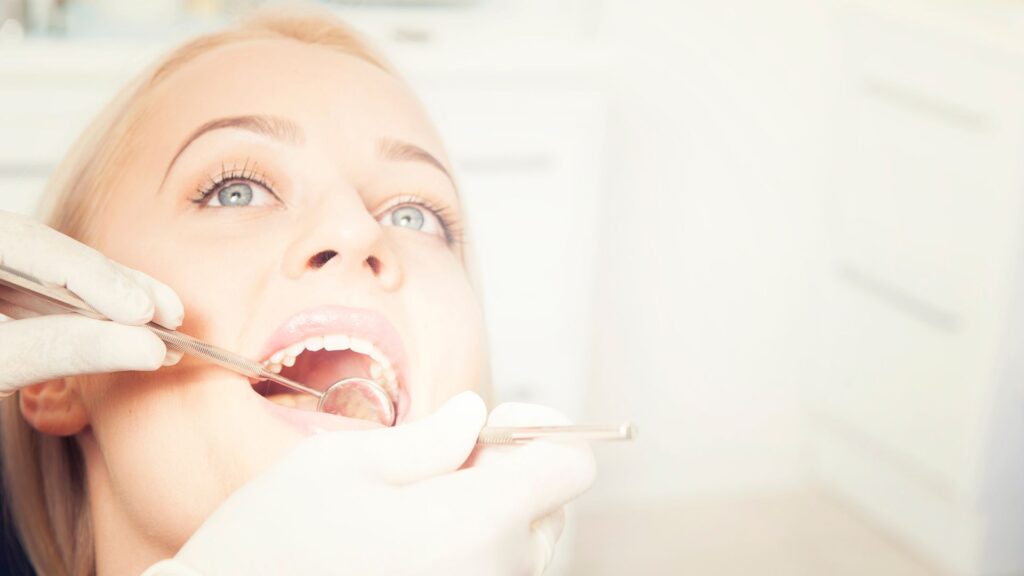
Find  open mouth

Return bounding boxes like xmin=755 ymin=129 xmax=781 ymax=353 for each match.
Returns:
xmin=253 ymin=335 xmax=399 ymax=409
xmin=248 ymin=305 xmax=408 ymax=421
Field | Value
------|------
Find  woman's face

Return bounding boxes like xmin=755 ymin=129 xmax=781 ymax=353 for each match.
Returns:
xmin=53 ymin=39 xmax=485 ymax=554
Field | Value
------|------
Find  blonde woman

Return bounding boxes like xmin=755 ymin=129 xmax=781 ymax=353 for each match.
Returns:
xmin=0 ymin=9 xmax=594 ymax=576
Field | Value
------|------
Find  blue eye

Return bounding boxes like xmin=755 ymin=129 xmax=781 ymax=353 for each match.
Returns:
xmin=379 ymin=203 xmax=445 ymax=238
xmin=390 ymin=206 xmax=425 ymax=230
xmin=218 ymin=183 xmax=253 ymax=206
xmin=201 ymin=180 xmax=278 ymax=208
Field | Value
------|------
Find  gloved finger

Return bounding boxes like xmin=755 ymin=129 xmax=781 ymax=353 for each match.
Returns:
xmin=532 ymin=507 xmax=565 ymax=545
xmin=432 ymin=439 xmax=595 ymax=524
xmin=112 ymin=263 xmax=184 ymax=329
xmin=469 ymin=402 xmax=573 ymax=469
xmin=0 ymin=314 xmax=168 ymax=395
xmin=0 ymin=211 xmax=154 ymax=325
xmin=467 ymin=403 xmax=594 ymax=520
xmin=531 ymin=508 xmax=565 ymax=576
xmin=303 ymin=391 xmax=486 ymax=485
xmin=163 ymin=348 xmax=184 ymax=367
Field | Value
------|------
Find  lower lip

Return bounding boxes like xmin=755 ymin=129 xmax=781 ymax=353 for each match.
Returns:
xmin=260 ymin=396 xmax=384 ymax=433
xmin=257 ymin=385 xmax=412 ymax=434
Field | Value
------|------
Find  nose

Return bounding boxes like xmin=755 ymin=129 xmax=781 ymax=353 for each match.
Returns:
xmin=282 ymin=191 xmax=401 ymax=290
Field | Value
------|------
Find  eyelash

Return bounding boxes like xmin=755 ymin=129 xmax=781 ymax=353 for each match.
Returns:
xmin=190 ymin=160 xmax=277 ymax=207
xmin=383 ymin=194 xmax=465 ymax=246
xmin=189 ymin=161 xmax=464 ymax=246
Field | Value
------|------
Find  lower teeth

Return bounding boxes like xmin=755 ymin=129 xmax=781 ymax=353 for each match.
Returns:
xmin=265 ymin=393 xmax=319 ymax=411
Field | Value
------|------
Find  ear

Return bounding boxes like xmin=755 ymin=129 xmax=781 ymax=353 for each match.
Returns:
xmin=19 ymin=379 xmax=89 ymax=436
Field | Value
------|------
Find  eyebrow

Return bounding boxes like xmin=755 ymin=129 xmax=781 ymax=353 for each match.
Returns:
xmin=162 ymin=115 xmax=303 ymax=184
xmin=161 ymin=114 xmax=455 ymax=189
xmin=377 ymin=138 xmax=454 ymax=184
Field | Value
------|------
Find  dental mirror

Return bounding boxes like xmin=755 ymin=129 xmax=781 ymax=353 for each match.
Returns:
xmin=318 ymin=377 xmax=395 ymax=426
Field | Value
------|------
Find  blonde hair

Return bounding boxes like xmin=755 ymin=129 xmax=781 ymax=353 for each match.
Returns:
xmin=0 ymin=10 xmax=393 ymax=576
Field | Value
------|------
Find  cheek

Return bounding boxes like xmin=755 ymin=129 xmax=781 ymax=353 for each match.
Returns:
xmin=79 ymin=352 xmax=298 ymax=551
xmin=403 ymin=255 xmax=486 ymax=408
xmin=77 ymin=371 xmax=233 ymax=548
xmin=78 ymin=216 xmax=294 ymax=547
xmin=167 ymin=248 xmax=276 ymax=347
xmin=99 ymin=212 xmax=286 ymax=347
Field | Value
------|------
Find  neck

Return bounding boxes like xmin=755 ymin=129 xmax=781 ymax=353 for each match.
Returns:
xmin=80 ymin=431 xmax=172 ymax=576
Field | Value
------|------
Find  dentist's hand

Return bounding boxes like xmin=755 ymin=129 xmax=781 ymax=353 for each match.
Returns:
xmin=0 ymin=210 xmax=184 ymax=396
xmin=154 ymin=392 xmax=595 ymax=576
xmin=468 ymin=402 xmax=593 ymax=574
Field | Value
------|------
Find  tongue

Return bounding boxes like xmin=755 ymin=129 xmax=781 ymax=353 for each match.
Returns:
xmin=285 ymin=349 xmax=372 ymax=393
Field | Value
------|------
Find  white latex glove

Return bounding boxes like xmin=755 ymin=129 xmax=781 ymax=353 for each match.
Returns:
xmin=471 ymin=402 xmax=590 ymax=575
xmin=0 ymin=210 xmax=184 ymax=396
xmin=148 ymin=392 xmax=595 ymax=576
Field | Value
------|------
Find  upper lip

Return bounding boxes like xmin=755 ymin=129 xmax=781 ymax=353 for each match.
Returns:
xmin=256 ymin=304 xmax=409 ymax=390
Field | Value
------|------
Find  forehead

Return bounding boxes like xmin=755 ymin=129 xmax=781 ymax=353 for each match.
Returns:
xmin=141 ymin=38 xmax=446 ymax=161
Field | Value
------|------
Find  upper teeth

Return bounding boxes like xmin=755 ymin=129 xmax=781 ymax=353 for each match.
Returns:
xmin=261 ymin=334 xmax=398 ymax=394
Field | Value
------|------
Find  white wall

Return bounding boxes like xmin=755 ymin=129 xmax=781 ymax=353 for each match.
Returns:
xmin=581 ymin=0 xmax=839 ymax=505
xmin=808 ymin=2 xmax=1024 ymax=574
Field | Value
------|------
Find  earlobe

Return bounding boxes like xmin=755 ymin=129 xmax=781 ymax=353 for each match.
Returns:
xmin=19 ymin=379 xmax=89 ymax=436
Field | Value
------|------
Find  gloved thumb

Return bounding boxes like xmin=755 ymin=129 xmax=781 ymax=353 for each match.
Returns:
xmin=309 ymin=391 xmax=487 ymax=486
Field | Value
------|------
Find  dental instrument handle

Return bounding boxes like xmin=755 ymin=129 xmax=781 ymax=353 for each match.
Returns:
xmin=476 ymin=422 xmax=637 ymax=445
xmin=0 ymin=264 xmax=321 ymax=398
xmin=143 ymin=323 xmax=322 ymax=398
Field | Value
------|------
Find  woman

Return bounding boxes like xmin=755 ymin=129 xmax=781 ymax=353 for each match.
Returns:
xmin=0 ymin=8 xmax=594 ymax=576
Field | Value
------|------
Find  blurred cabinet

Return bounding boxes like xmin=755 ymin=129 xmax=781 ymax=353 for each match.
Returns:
xmin=813 ymin=1 xmax=1024 ymax=574
xmin=0 ymin=41 xmax=166 ymax=213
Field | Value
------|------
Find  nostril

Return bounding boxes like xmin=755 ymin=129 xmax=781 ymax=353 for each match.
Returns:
xmin=366 ymin=255 xmax=381 ymax=275
xmin=308 ymin=250 xmax=338 ymax=269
